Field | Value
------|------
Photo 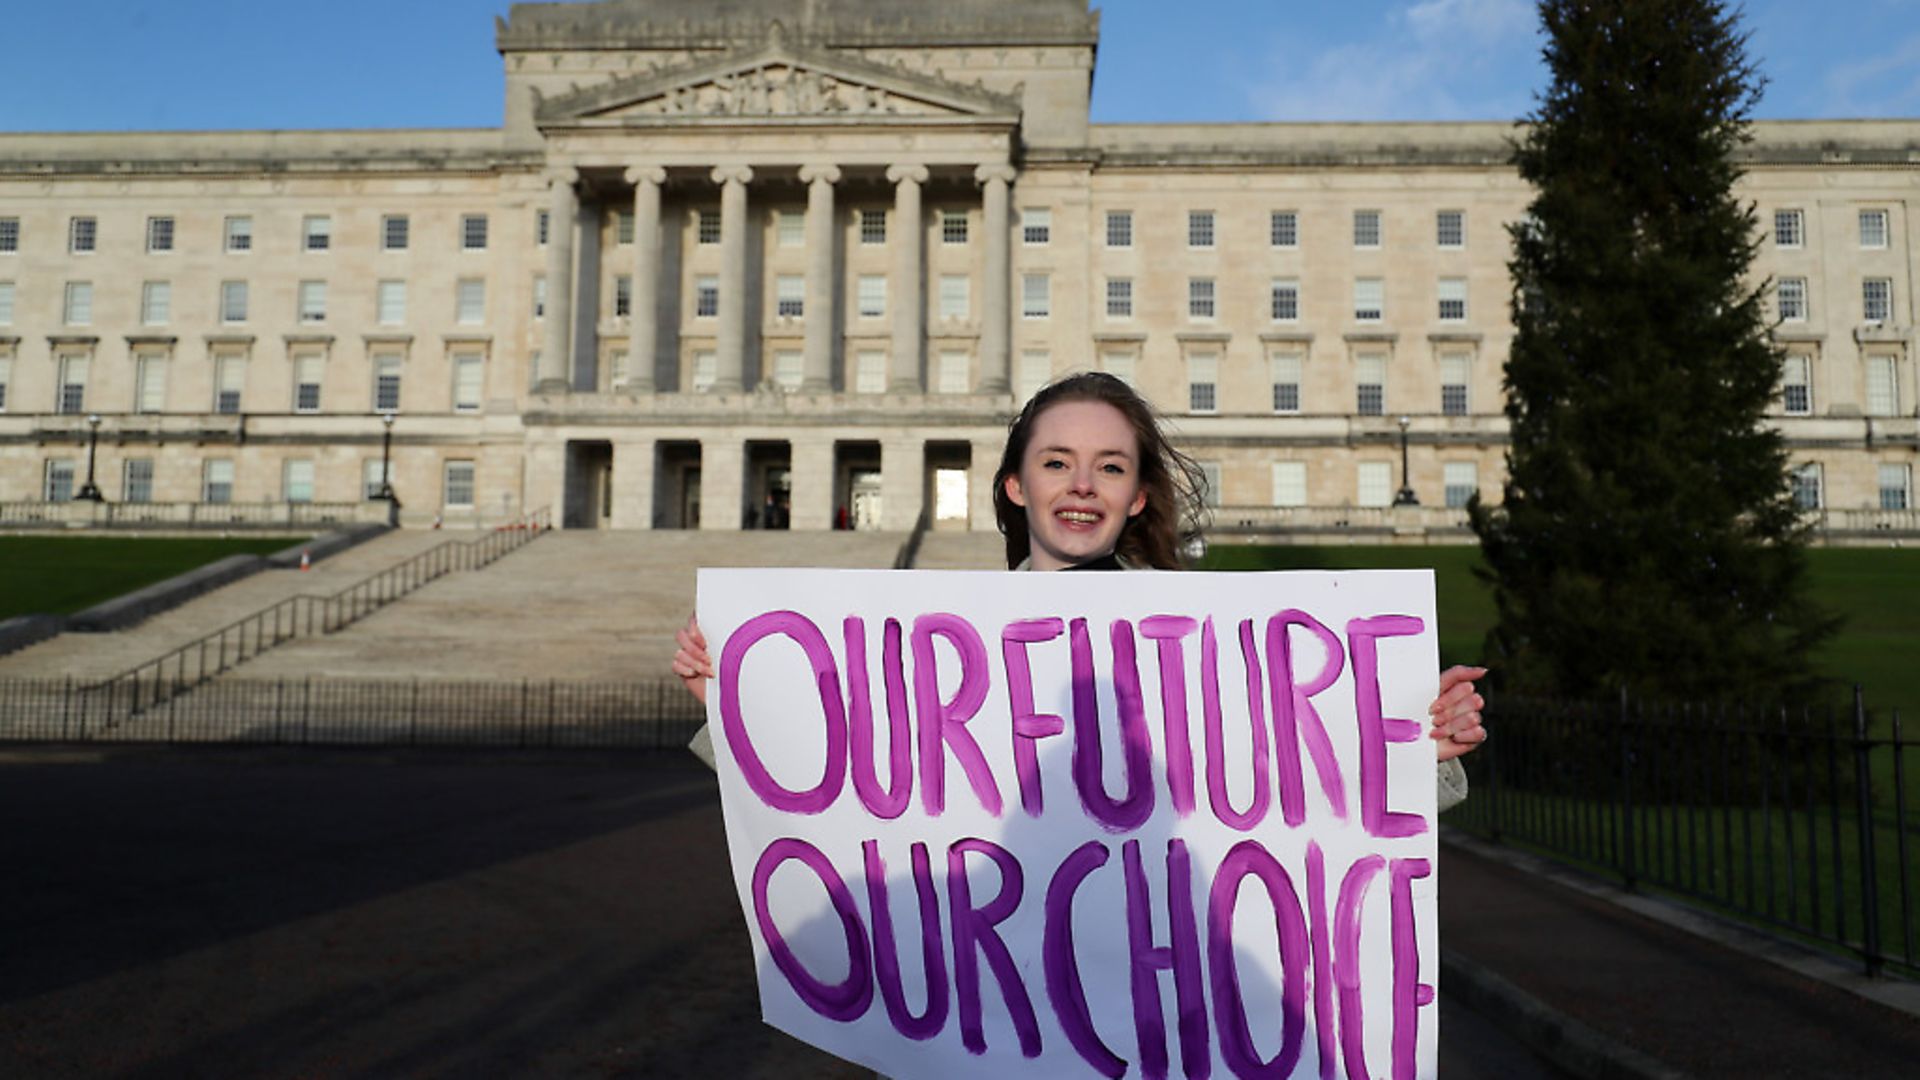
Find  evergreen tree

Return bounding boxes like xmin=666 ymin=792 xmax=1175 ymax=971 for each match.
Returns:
xmin=1471 ymin=0 xmax=1836 ymax=701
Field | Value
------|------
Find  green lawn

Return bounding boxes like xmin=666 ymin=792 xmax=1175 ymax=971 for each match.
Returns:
xmin=0 ymin=536 xmax=300 ymax=621
xmin=1198 ymin=543 xmax=1920 ymax=720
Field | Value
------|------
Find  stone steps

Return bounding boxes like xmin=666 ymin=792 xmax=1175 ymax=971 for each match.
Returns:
xmin=912 ymin=531 xmax=1009 ymax=570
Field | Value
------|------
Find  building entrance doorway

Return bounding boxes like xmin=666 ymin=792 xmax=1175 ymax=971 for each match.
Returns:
xmin=563 ymin=440 xmax=613 ymax=529
xmin=655 ymin=441 xmax=702 ymax=529
xmin=849 ymin=470 xmax=882 ymax=531
xmin=833 ymin=440 xmax=883 ymax=531
xmin=927 ymin=441 xmax=972 ymax=531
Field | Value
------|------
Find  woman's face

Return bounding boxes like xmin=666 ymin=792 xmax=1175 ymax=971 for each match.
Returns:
xmin=1003 ymin=399 xmax=1148 ymax=571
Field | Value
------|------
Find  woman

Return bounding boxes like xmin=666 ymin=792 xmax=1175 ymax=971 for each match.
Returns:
xmin=673 ymin=373 xmax=1487 ymax=804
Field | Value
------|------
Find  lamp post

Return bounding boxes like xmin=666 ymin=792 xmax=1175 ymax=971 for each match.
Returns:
xmin=1392 ymin=414 xmax=1419 ymax=507
xmin=75 ymin=413 xmax=106 ymax=501
xmin=375 ymin=413 xmax=401 ymax=523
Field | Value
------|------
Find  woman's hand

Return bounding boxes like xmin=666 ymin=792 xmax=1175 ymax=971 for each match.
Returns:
xmin=1430 ymin=665 xmax=1488 ymax=763
xmin=671 ymin=613 xmax=714 ymax=706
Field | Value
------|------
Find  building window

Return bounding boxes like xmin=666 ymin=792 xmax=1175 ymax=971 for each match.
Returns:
xmin=57 ymin=355 xmax=89 ymax=415
xmin=123 ymin=459 xmax=154 ymax=504
xmin=1440 ymin=353 xmax=1471 ymax=416
xmin=1353 ymin=278 xmax=1384 ymax=322
xmin=938 ymin=274 xmax=969 ymax=320
xmin=1188 ymin=210 xmax=1215 ymax=249
xmin=778 ymin=210 xmax=806 ymax=248
xmin=1271 ymin=210 xmax=1298 ymax=249
xmin=1022 ymin=273 xmax=1050 ymax=319
xmin=303 ymin=215 xmax=331 ymax=252
xmin=1187 ymin=352 xmax=1218 ymax=413
xmin=202 ymin=459 xmax=234 ymax=504
xmin=373 ymin=353 xmax=403 ymax=412
xmin=1436 ymin=210 xmax=1464 ymax=250
xmin=64 ymin=282 xmax=93 ymax=325
xmin=614 ymin=210 xmax=634 ymax=245
xmin=1270 ymin=350 xmax=1302 ymax=413
xmin=1859 ymin=209 xmax=1889 ymax=249
xmin=456 ymin=278 xmax=486 ymax=325
xmin=695 ymin=275 xmax=720 ymax=318
xmin=1105 ymin=210 xmax=1132 ymax=249
xmin=214 ymin=355 xmax=245 ymax=414
xmin=298 ymin=280 xmax=328 ymax=323
xmin=147 ymin=216 xmax=175 ymax=253
xmin=1790 ymin=463 xmax=1822 ymax=510
xmin=942 ymin=210 xmax=969 ymax=245
xmin=135 ymin=354 xmax=167 ymax=414
xmin=1357 ymin=462 xmax=1393 ymax=508
xmin=461 ymin=214 xmax=489 ymax=251
xmin=532 ymin=275 xmax=546 ymax=319
xmin=1356 ymin=352 xmax=1387 ymax=416
xmin=1271 ymin=461 xmax=1307 ymax=507
xmin=937 ymin=350 xmax=969 ymax=395
xmin=363 ymin=459 xmax=390 ymax=500
xmin=377 ymin=280 xmax=406 ymax=325
xmin=1101 ymin=349 xmax=1137 ymax=387
xmin=1188 ymin=277 xmax=1216 ymax=320
xmin=1880 ymin=464 xmax=1912 ymax=511
xmin=697 ymin=209 xmax=722 ymax=245
xmin=1270 ymin=279 xmax=1300 ymax=322
xmin=69 ymin=216 xmax=96 ymax=254
xmin=443 ymin=461 xmax=476 ymax=509
xmin=613 ymin=274 xmax=633 ymax=318
xmin=772 ymin=350 xmax=804 ymax=391
xmin=0 ymin=281 xmax=10 ymax=326
xmin=382 ymin=214 xmax=409 ymax=251
xmin=1866 ymin=355 xmax=1900 ymax=417
xmin=1106 ymin=278 xmax=1133 ymax=318
xmin=224 ymin=216 xmax=252 ymax=253
xmin=294 ymin=353 xmax=323 ymax=413
xmin=0 ymin=217 xmax=18 ymax=253
xmin=1017 ymin=349 xmax=1051 ymax=402
xmin=0 ymin=355 xmax=10 ymax=412
xmin=45 ymin=459 xmax=77 ymax=502
xmin=1353 ymin=210 xmax=1382 ymax=249
xmin=141 ymin=280 xmax=171 ymax=325
xmin=1022 ymin=207 xmax=1051 ymax=245
xmin=1198 ymin=462 xmax=1223 ymax=509
xmin=453 ymin=352 xmax=484 ymax=412
xmin=284 ymin=459 xmax=316 ymax=504
xmin=537 ymin=209 xmax=550 ymax=246
xmin=220 ymin=280 xmax=249 ymax=323
xmin=1780 ymin=354 xmax=1812 ymax=415
xmin=854 ymin=350 xmax=886 ymax=394
xmin=776 ymin=274 xmax=806 ymax=318
xmin=856 ymin=275 xmax=886 ymax=318
xmin=1775 ymin=209 xmax=1803 ymax=248
xmin=1863 ymin=278 xmax=1892 ymax=323
xmin=692 ymin=350 xmax=718 ymax=392
xmin=1443 ymin=462 xmax=1478 ymax=508
xmin=1437 ymin=278 xmax=1468 ymax=322
xmin=860 ymin=209 xmax=887 ymax=245
xmin=1777 ymin=277 xmax=1808 ymax=322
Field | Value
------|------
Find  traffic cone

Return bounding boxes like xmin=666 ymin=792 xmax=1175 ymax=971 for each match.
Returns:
xmin=300 ymin=550 xmax=311 ymax=571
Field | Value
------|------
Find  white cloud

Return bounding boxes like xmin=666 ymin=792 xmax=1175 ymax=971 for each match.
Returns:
xmin=1821 ymin=32 xmax=1920 ymax=116
xmin=1243 ymin=0 xmax=1542 ymax=121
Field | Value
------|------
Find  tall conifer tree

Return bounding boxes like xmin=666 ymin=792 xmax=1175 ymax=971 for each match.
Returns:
xmin=1471 ymin=0 xmax=1835 ymax=700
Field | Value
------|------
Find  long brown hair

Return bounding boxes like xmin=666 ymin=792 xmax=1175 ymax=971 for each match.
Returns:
xmin=992 ymin=372 xmax=1208 ymax=570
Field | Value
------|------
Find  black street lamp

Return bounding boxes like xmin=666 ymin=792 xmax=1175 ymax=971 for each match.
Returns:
xmin=75 ymin=413 xmax=106 ymax=502
xmin=1392 ymin=415 xmax=1419 ymax=507
xmin=374 ymin=413 xmax=401 ymax=522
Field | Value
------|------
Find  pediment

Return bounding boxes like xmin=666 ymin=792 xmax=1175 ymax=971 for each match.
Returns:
xmin=534 ymin=31 xmax=1021 ymax=127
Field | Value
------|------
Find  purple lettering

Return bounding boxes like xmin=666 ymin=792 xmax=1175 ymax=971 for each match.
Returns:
xmin=1208 ymin=840 xmax=1309 ymax=1078
xmin=751 ymin=837 xmax=873 ymax=1022
xmin=1306 ymin=843 xmax=1336 ymax=1080
xmin=1044 ymin=840 xmax=1126 ymax=1078
xmin=1202 ymin=618 xmax=1272 ymax=831
xmin=1335 ymin=854 xmax=1387 ymax=1080
xmin=1002 ymin=617 xmax=1067 ymax=817
xmin=948 ymin=838 xmax=1042 ymax=1057
xmin=913 ymin=613 xmax=1001 ymax=816
xmin=863 ymin=840 xmax=949 ymax=1040
xmin=1124 ymin=838 xmax=1211 ymax=1080
xmin=846 ymin=618 xmax=912 ymax=819
xmin=1266 ymin=610 xmax=1349 ymax=827
xmin=1069 ymin=617 xmax=1156 ymax=832
xmin=1139 ymin=615 xmax=1200 ymax=817
xmin=1390 ymin=857 xmax=1434 ymax=1080
xmin=720 ymin=611 xmax=847 ymax=814
xmin=1346 ymin=615 xmax=1428 ymax=839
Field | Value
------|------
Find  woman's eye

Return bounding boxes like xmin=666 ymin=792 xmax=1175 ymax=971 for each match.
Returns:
xmin=1102 ymin=463 xmax=1127 ymax=475
xmin=1042 ymin=458 xmax=1067 ymax=470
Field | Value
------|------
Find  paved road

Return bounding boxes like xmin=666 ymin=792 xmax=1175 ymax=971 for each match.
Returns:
xmin=0 ymin=748 xmax=1563 ymax=1077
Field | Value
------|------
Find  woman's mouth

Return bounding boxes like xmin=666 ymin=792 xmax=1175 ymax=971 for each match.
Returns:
xmin=1056 ymin=508 xmax=1103 ymax=527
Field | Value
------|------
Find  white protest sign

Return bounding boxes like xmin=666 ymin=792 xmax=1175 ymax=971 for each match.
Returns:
xmin=700 ymin=568 xmax=1441 ymax=1080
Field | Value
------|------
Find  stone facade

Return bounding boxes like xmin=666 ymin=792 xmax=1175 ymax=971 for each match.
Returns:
xmin=0 ymin=0 xmax=1914 ymax=533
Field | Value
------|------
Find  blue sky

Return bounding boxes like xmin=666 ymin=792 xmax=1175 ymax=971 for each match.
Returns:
xmin=1 ymin=0 xmax=1914 ymax=132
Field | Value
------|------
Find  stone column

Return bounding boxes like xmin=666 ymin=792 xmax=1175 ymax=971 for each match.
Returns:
xmin=797 ymin=164 xmax=841 ymax=392
xmin=624 ymin=166 xmax=666 ymax=393
xmin=969 ymin=436 xmax=1000 ymax=534
xmin=974 ymin=164 xmax=1016 ymax=394
xmin=711 ymin=165 xmax=754 ymax=393
xmin=701 ymin=438 xmax=746 ymax=532
xmin=789 ymin=434 xmax=835 ymax=531
xmin=537 ymin=167 xmax=579 ymax=393
xmin=609 ymin=436 xmax=657 ymax=530
xmin=886 ymin=164 xmax=929 ymax=393
xmin=881 ymin=434 xmax=926 ymax=531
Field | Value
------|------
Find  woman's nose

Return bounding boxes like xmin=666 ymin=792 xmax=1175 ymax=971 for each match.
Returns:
xmin=1069 ymin=466 xmax=1096 ymax=494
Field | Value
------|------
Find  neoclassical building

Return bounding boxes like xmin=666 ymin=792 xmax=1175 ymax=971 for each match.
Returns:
xmin=0 ymin=0 xmax=1914 ymax=536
